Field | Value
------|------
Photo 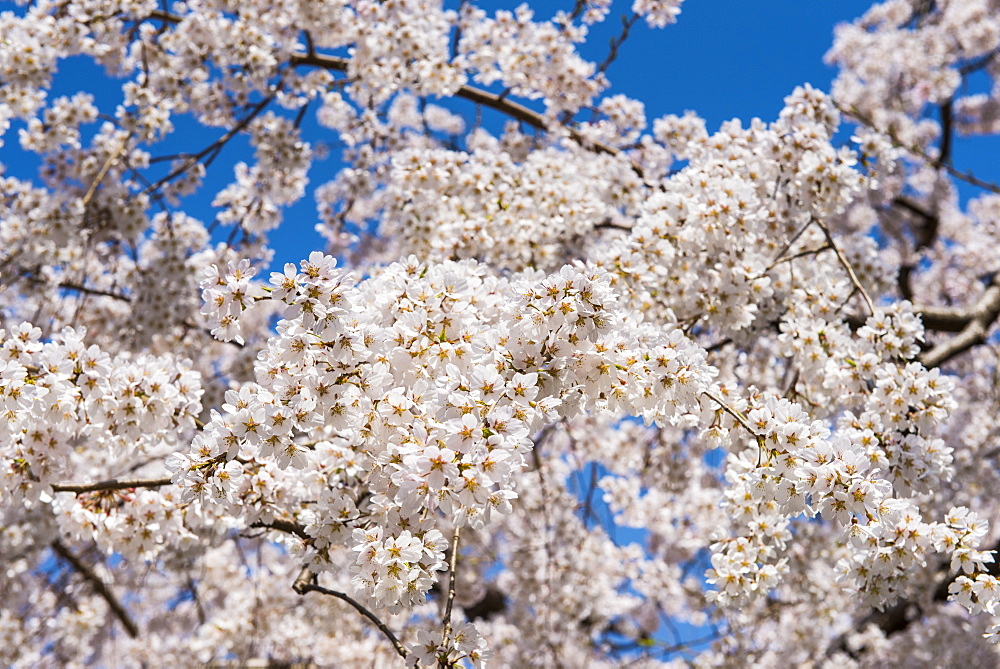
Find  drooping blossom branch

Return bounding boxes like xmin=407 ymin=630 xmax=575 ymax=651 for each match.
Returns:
xmin=292 ymin=567 xmax=407 ymax=659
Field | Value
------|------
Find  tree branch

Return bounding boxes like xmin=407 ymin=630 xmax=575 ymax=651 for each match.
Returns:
xmin=439 ymin=526 xmax=461 ymax=664
xmin=959 ymin=47 xmax=1000 ymax=76
xmin=51 ymin=477 xmax=173 ymax=494
xmin=292 ymin=566 xmax=407 ymax=658
xmin=50 ymin=540 xmax=139 ymax=638
xmin=249 ymin=519 xmax=311 ymax=542
xmin=917 ymin=277 xmax=1000 ymax=368
xmin=186 ymin=574 xmax=208 ymax=626
xmin=703 ymin=390 xmax=763 ymax=443
xmin=81 ymin=137 xmax=130 ymax=208
xmin=838 ymin=101 xmax=1000 ymax=195
xmin=142 ymin=94 xmax=274 ymax=196
xmin=937 ymin=98 xmax=953 ymax=170
xmin=920 ymin=318 xmax=992 ymax=369
xmin=892 ymin=195 xmax=939 ymax=251
xmin=464 ymin=585 xmax=507 ymax=621
xmin=597 ymin=13 xmax=640 ymax=76
xmin=21 ymin=275 xmax=132 ymax=302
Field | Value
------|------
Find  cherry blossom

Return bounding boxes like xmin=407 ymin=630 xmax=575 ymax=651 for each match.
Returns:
xmin=3 ymin=0 xmax=1000 ymax=666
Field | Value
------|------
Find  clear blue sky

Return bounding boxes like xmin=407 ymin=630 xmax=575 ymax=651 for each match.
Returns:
xmin=543 ymin=0 xmax=875 ymax=126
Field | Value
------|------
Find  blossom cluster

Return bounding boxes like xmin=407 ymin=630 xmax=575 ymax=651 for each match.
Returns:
xmin=0 ymin=323 xmax=202 ymax=502
xmin=181 ymin=252 xmax=714 ymax=612
xmin=457 ymin=4 xmax=605 ymax=114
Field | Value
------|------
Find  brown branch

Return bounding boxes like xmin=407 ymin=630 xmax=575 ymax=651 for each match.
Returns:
xmin=594 ymin=218 xmax=632 ymax=232
xmin=457 ymin=83 xmax=555 ymax=135
xmin=20 ymin=275 xmax=132 ymax=302
xmin=464 ymin=586 xmax=506 ymax=621
xmin=767 ymin=218 xmax=815 ymax=267
xmin=916 ymin=304 xmax=995 ymax=333
xmin=565 ymin=0 xmax=589 ymax=25
xmin=56 ymin=282 xmax=131 ymax=302
xmin=845 ymin=283 xmax=1000 ymax=368
xmin=249 ymin=519 xmax=311 ymax=542
xmin=289 ymin=55 xmax=644 ymax=177
xmin=889 ymin=195 xmax=939 ymax=301
xmin=920 ymin=318 xmax=992 ymax=368
xmin=959 ymin=47 xmax=1000 ymax=76
xmin=937 ymin=98 xmax=953 ymax=169
xmin=145 ymin=9 xmax=179 ymax=25
xmin=186 ymin=574 xmax=208 ymax=625
xmin=917 ymin=277 xmax=1000 ymax=368
xmin=760 ymin=245 xmax=831 ymax=275
xmin=51 ymin=477 xmax=172 ymax=494
xmin=702 ymin=391 xmax=757 ymax=438
xmin=897 ymin=264 xmax=915 ymax=302
xmin=597 ymin=13 xmax=640 ymax=76
xmin=891 ymin=196 xmax=939 ymax=251
xmin=50 ymin=540 xmax=139 ymax=638
xmin=292 ymin=567 xmax=407 ymax=658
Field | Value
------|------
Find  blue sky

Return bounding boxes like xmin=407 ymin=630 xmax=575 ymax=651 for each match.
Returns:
xmin=546 ymin=0 xmax=875 ymax=126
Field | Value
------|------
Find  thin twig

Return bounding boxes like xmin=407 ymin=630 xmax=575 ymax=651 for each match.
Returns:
xmin=50 ymin=540 xmax=139 ymax=638
xmin=813 ymin=218 xmax=875 ymax=316
xmin=143 ymin=10 xmax=646 ymax=178
xmin=702 ymin=390 xmax=770 ymax=466
xmin=186 ymin=574 xmax=207 ymax=625
xmin=289 ymin=55 xmax=643 ymax=177
xmin=292 ymin=566 xmax=407 ymax=658
xmin=439 ymin=526 xmax=461 ymax=665
xmin=767 ymin=218 xmax=816 ymax=268
xmin=23 ymin=273 xmax=131 ymax=303
xmin=81 ymin=139 xmax=129 ymax=208
xmin=622 ymin=631 xmax=722 ymax=665
xmin=702 ymin=390 xmax=762 ymax=443
xmin=759 ymin=245 xmax=831 ymax=276
xmin=142 ymin=95 xmax=274 ymax=196
xmin=580 ymin=462 xmax=601 ymax=529
xmin=597 ymin=13 xmax=640 ymax=76
xmin=565 ymin=0 xmax=589 ymax=25
xmin=54 ymin=281 xmax=131 ymax=302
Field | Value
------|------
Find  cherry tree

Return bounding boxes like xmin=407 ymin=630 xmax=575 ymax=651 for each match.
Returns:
xmin=2 ymin=0 xmax=1000 ymax=665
